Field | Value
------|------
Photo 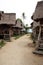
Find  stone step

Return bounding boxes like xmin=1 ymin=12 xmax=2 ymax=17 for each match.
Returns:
xmin=39 ymin=45 xmax=43 ymax=47
xmin=39 ymin=43 xmax=43 ymax=47
xmin=40 ymin=39 xmax=43 ymax=40
xmin=40 ymin=43 xmax=43 ymax=45
xmin=40 ymin=40 xmax=43 ymax=43
xmin=38 ymin=47 xmax=43 ymax=51
xmin=33 ymin=50 xmax=43 ymax=55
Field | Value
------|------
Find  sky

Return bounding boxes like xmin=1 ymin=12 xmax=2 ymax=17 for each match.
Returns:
xmin=0 ymin=0 xmax=42 ymax=26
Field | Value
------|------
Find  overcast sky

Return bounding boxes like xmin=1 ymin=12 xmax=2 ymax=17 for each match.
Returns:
xmin=0 ymin=0 xmax=42 ymax=26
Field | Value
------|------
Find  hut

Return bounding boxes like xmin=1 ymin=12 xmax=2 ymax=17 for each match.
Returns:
xmin=12 ymin=18 xmax=24 ymax=35
xmin=0 ymin=11 xmax=16 ymax=40
xmin=31 ymin=1 xmax=43 ymax=54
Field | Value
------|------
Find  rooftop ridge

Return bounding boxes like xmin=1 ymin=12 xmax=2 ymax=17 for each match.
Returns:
xmin=36 ymin=1 xmax=43 ymax=8
xmin=4 ymin=13 xmax=16 ymax=15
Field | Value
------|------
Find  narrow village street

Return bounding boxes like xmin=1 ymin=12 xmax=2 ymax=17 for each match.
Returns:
xmin=0 ymin=35 xmax=43 ymax=65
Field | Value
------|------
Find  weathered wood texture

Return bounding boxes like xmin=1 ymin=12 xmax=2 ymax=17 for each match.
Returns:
xmin=31 ymin=1 xmax=43 ymax=54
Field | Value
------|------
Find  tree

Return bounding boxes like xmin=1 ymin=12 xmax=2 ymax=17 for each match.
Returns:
xmin=26 ymin=24 xmax=28 ymax=27
xmin=22 ymin=12 xmax=26 ymax=23
xmin=22 ymin=12 xmax=25 ymax=19
xmin=16 ymin=18 xmax=22 ymax=23
xmin=24 ymin=24 xmax=29 ymax=34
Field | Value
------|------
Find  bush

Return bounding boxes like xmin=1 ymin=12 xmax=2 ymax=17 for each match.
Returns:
xmin=0 ymin=40 xmax=6 ymax=48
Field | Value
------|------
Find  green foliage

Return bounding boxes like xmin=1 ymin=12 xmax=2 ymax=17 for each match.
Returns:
xmin=0 ymin=40 xmax=6 ymax=48
xmin=13 ymin=34 xmax=25 ymax=40
xmin=16 ymin=18 xmax=22 ymax=23
xmin=22 ymin=12 xmax=25 ymax=19
xmin=24 ymin=24 xmax=29 ymax=34
xmin=26 ymin=24 xmax=28 ymax=27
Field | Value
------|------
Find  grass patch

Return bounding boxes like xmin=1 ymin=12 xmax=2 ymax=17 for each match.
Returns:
xmin=13 ymin=34 xmax=24 ymax=40
xmin=0 ymin=40 xmax=6 ymax=48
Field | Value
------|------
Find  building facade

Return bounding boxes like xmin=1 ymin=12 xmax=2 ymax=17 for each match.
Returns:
xmin=31 ymin=1 xmax=43 ymax=54
xmin=12 ymin=18 xmax=25 ymax=35
xmin=0 ymin=11 xmax=16 ymax=40
xmin=0 ymin=11 xmax=25 ymax=40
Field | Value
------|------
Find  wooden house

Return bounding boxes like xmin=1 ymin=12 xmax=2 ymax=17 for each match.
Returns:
xmin=0 ymin=11 xmax=16 ymax=40
xmin=31 ymin=1 xmax=43 ymax=54
xmin=12 ymin=19 xmax=24 ymax=35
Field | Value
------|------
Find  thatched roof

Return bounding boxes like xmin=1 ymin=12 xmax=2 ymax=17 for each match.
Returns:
xmin=0 ymin=11 xmax=4 ymax=14
xmin=13 ymin=19 xmax=24 ymax=28
xmin=31 ymin=22 xmax=33 ymax=28
xmin=31 ymin=22 xmax=33 ymax=26
xmin=31 ymin=1 xmax=43 ymax=20
xmin=4 ymin=13 xmax=16 ymax=15
xmin=0 ymin=12 xmax=16 ymax=24
xmin=31 ymin=21 xmax=40 ymax=29
xmin=0 ymin=21 xmax=15 ymax=24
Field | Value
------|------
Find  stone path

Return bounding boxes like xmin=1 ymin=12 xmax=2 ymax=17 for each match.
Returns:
xmin=0 ymin=35 xmax=43 ymax=65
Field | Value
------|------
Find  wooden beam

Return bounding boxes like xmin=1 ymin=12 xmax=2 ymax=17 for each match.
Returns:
xmin=38 ymin=26 xmax=41 ymax=42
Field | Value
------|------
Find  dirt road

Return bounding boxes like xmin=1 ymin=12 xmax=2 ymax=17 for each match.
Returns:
xmin=0 ymin=35 xmax=43 ymax=65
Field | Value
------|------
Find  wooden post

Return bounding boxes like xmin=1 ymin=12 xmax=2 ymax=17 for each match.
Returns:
xmin=38 ymin=26 xmax=41 ymax=42
xmin=36 ymin=26 xmax=41 ymax=49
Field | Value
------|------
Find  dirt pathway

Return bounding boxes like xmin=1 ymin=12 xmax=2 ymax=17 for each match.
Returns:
xmin=0 ymin=35 xmax=43 ymax=65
